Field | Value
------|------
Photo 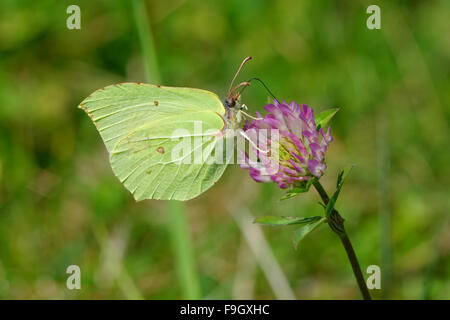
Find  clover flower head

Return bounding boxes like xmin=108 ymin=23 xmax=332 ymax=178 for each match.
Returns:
xmin=240 ymin=100 xmax=333 ymax=189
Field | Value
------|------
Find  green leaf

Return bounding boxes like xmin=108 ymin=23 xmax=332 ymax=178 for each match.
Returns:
xmin=315 ymin=108 xmax=339 ymax=131
xmin=281 ymin=178 xmax=316 ymax=200
xmin=292 ymin=217 xmax=326 ymax=249
xmin=254 ymin=215 xmax=322 ymax=226
xmin=336 ymin=164 xmax=354 ymax=189
xmin=324 ymin=164 xmax=355 ymax=217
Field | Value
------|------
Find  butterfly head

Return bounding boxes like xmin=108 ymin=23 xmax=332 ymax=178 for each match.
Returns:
xmin=225 ymin=56 xmax=253 ymax=108
xmin=224 ymin=57 xmax=253 ymax=128
xmin=224 ymin=98 xmax=246 ymax=129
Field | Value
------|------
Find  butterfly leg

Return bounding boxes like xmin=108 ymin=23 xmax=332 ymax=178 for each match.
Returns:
xmin=238 ymin=130 xmax=269 ymax=154
xmin=239 ymin=108 xmax=263 ymax=121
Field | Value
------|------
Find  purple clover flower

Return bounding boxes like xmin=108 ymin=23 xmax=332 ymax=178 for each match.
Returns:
xmin=240 ymin=100 xmax=333 ymax=189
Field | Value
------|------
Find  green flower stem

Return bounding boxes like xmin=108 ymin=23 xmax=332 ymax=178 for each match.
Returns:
xmin=312 ymin=180 xmax=372 ymax=300
xmin=131 ymin=0 xmax=201 ymax=299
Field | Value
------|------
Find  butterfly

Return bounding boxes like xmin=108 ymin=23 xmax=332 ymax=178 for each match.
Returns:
xmin=79 ymin=57 xmax=254 ymax=201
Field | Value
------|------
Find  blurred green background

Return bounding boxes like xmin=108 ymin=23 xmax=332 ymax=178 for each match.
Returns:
xmin=0 ymin=0 xmax=449 ymax=299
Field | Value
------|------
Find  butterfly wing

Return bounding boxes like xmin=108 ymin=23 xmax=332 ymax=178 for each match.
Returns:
xmin=79 ymin=82 xmax=230 ymax=201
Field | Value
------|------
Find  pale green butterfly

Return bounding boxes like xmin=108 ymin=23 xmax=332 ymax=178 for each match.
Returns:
xmin=79 ymin=57 xmax=254 ymax=201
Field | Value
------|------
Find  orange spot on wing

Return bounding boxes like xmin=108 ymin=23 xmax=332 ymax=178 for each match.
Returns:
xmin=156 ymin=147 xmax=165 ymax=154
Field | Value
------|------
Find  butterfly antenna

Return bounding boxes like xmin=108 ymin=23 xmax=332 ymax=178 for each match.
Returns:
xmin=240 ymin=77 xmax=280 ymax=103
xmin=228 ymin=57 xmax=253 ymax=96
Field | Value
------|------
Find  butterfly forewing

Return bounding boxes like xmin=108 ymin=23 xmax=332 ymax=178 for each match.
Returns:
xmin=79 ymin=83 xmax=230 ymax=201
